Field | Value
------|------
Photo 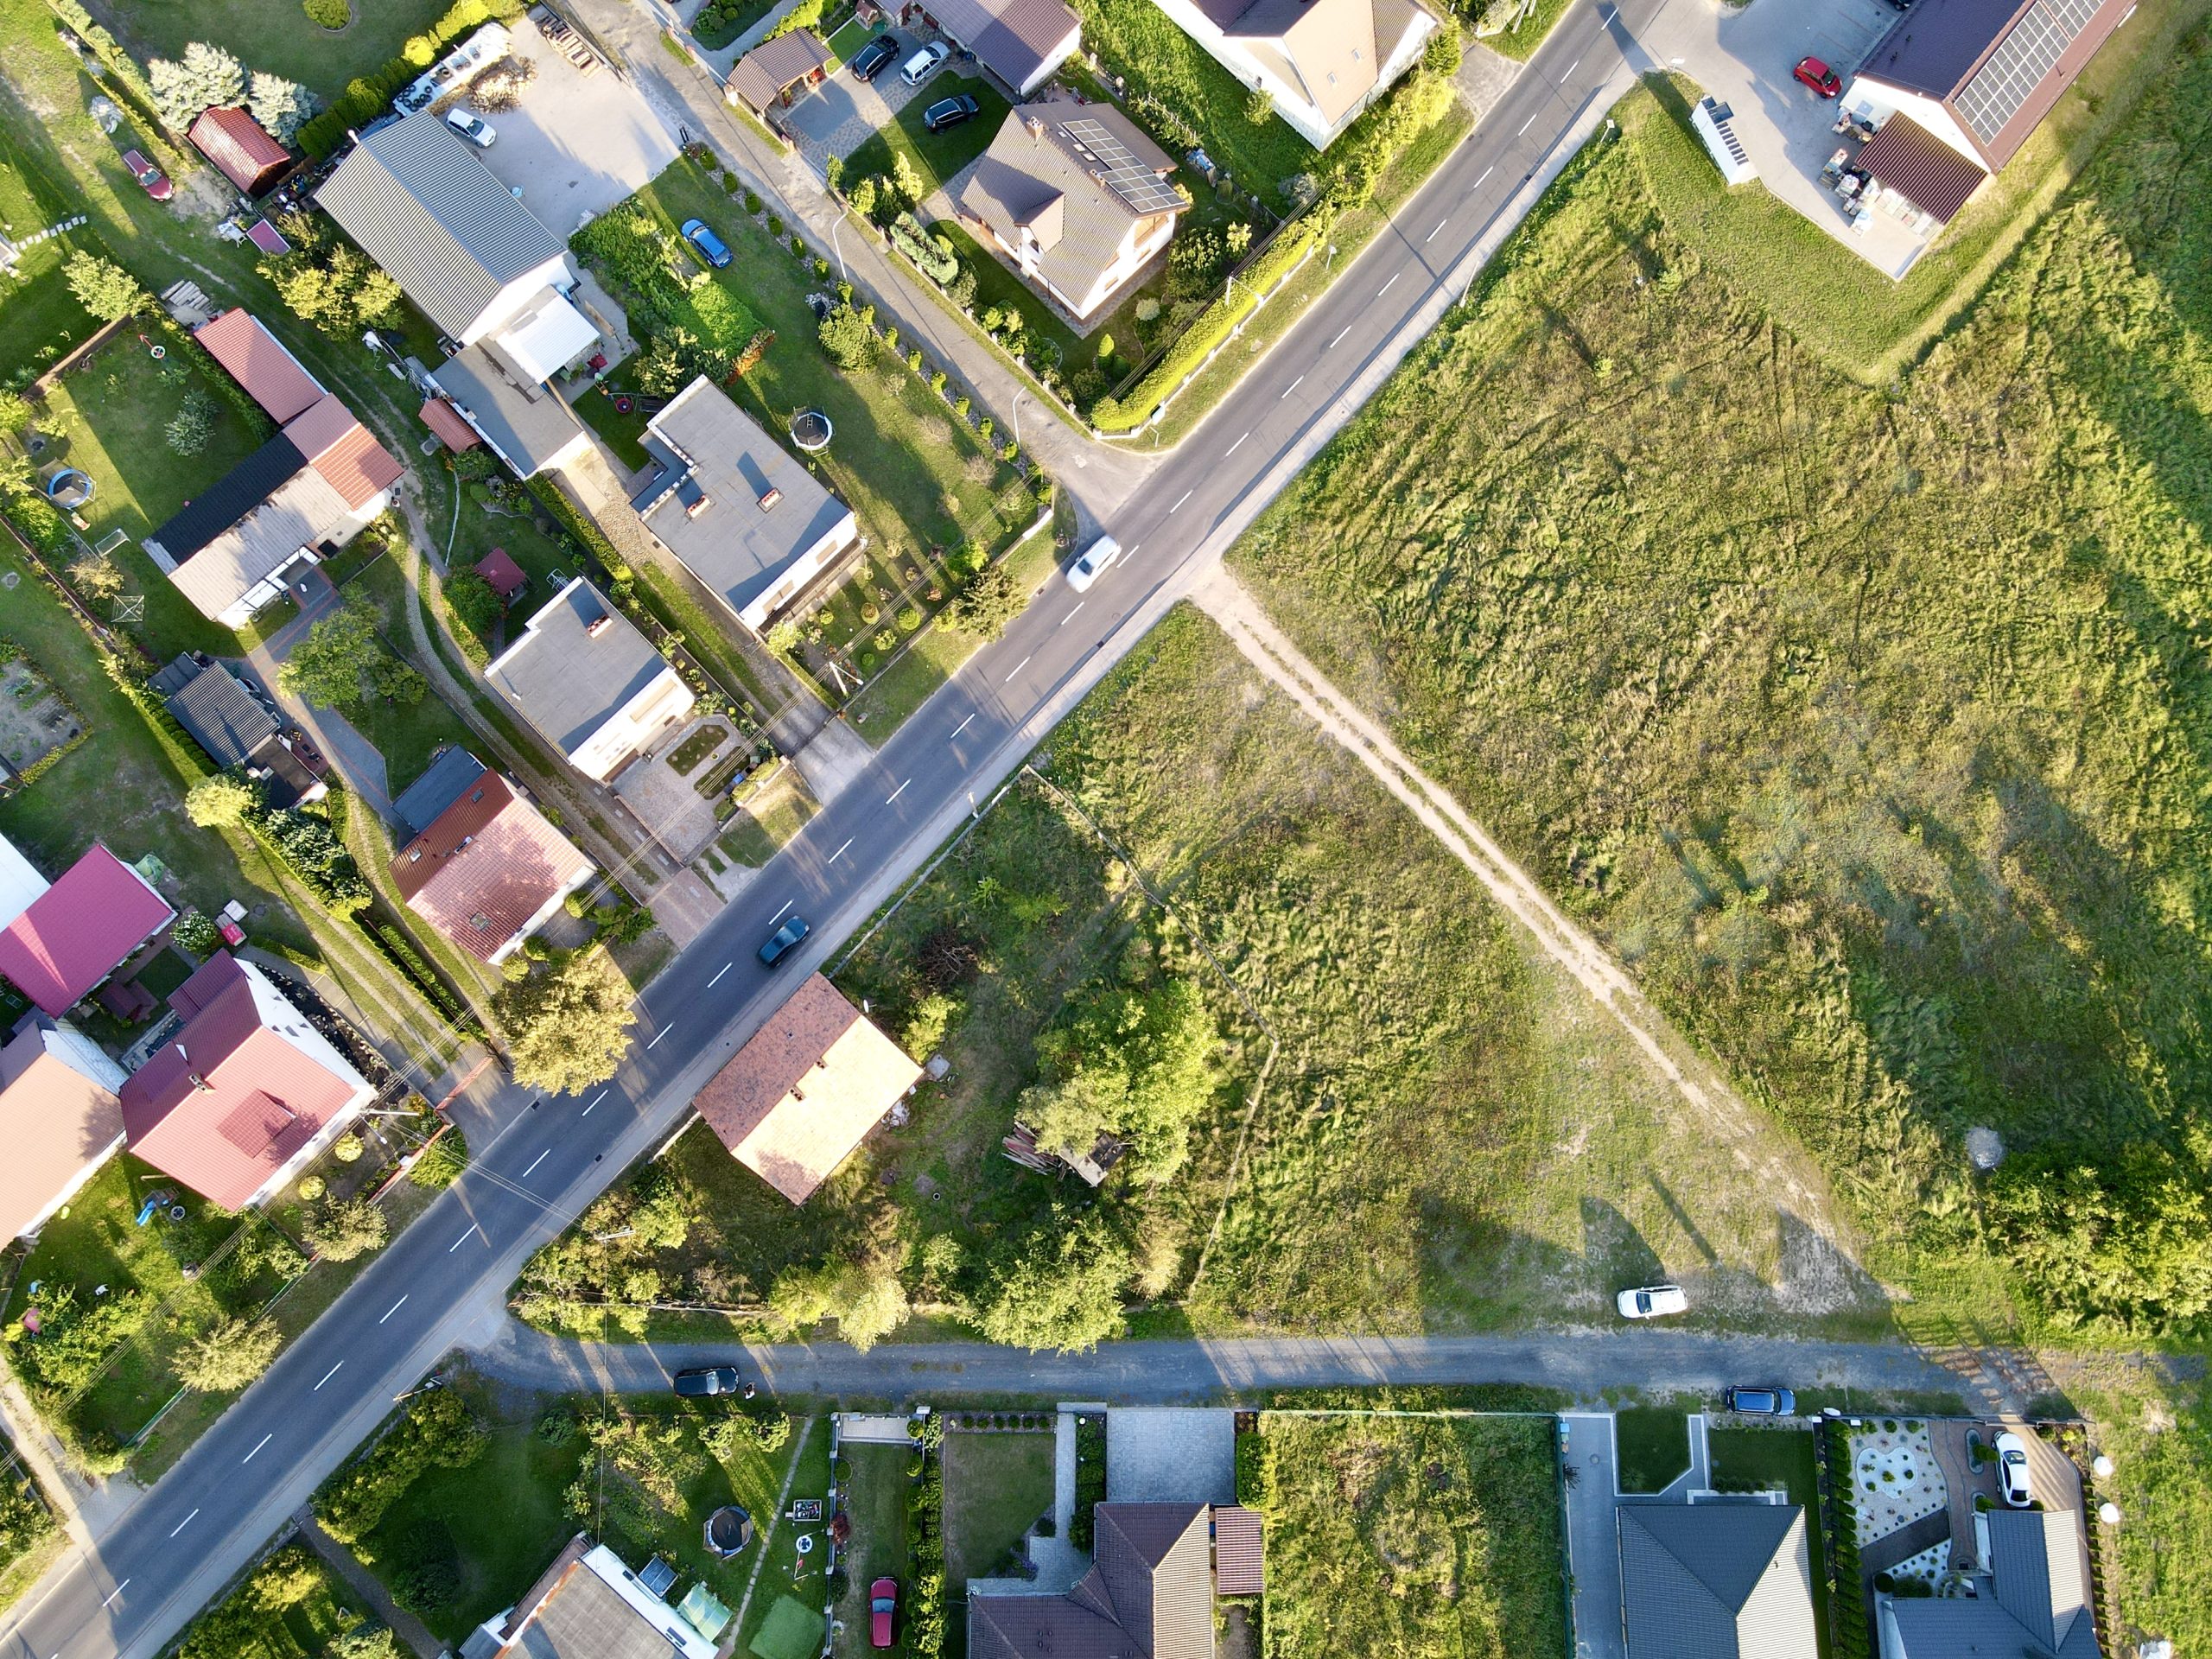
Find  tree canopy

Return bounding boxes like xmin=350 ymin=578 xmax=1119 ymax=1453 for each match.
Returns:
xmin=183 ymin=772 xmax=256 ymax=828
xmin=302 ymin=1196 xmax=389 ymax=1262
xmin=1020 ymin=977 xmax=1217 ymax=1183
xmin=175 ymin=1317 xmax=281 ymax=1393
xmin=62 ymin=251 xmax=146 ymax=321
xmin=147 ymin=41 xmax=245 ymax=132
xmin=498 ymin=949 xmax=638 ymax=1095
xmin=976 ymin=1211 xmax=1131 ymax=1352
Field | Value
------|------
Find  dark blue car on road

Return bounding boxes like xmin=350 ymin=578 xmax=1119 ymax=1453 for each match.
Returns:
xmin=759 ymin=915 xmax=810 ymax=967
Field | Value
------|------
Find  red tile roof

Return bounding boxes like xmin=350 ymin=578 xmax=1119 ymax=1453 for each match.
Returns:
xmin=0 ymin=845 xmax=173 ymax=1015
xmin=194 ymin=310 xmax=325 ymax=423
xmin=284 ymin=392 xmax=405 ymax=511
xmin=120 ymin=952 xmax=369 ymax=1209
xmin=420 ymin=396 xmax=481 ymax=453
xmin=0 ymin=1025 xmax=124 ymax=1241
xmin=391 ymin=774 xmax=592 ymax=962
xmin=188 ymin=106 xmax=291 ymax=195
xmin=475 ymin=547 xmax=529 ymax=600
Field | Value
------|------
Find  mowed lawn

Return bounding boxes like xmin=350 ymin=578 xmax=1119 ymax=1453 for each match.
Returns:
xmin=942 ymin=1430 xmax=1053 ymax=1583
xmin=1255 ymin=1413 xmax=1565 ymax=1659
xmin=86 ymin=0 xmax=454 ymax=101
xmin=1613 ymin=1408 xmax=1692 ymax=1494
xmin=838 ymin=72 xmax=1007 ymax=200
xmin=1224 ymin=33 xmax=2212 ymax=1345
xmin=831 ymin=1443 xmax=909 ymax=1657
xmin=34 ymin=333 xmax=276 ymax=658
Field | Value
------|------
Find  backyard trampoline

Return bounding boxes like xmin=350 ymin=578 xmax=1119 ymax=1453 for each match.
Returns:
xmin=44 ymin=468 xmax=92 ymax=510
xmin=791 ymin=410 xmax=832 ymax=451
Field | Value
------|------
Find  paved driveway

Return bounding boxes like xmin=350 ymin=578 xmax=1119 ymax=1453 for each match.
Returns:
xmin=1106 ymin=1408 xmax=1236 ymax=1503
xmin=1639 ymin=0 xmax=1928 ymax=275
xmin=1561 ymin=1414 xmax=1623 ymax=1659
xmin=461 ymin=24 xmax=682 ymax=234
xmin=783 ymin=32 xmax=931 ymax=175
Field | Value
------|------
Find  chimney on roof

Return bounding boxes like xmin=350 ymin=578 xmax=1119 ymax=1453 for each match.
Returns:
xmin=757 ymin=487 xmax=781 ymax=511
xmin=687 ymin=492 xmax=714 ymax=518
xmin=1027 ymin=114 xmax=1046 ymax=140
xmin=585 ymin=613 xmax=613 ymax=638
xmin=188 ymin=1072 xmax=212 ymax=1093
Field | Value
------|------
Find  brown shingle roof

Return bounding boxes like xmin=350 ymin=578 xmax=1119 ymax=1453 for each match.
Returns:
xmin=727 ymin=29 xmax=834 ymax=111
xmin=194 ymin=310 xmax=325 ymax=423
xmin=1210 ymin=1507 xmax=1262 ymax=1597
xmin=421 ymin=395 xmax=481 ymax=452
xmin=284 ymin=392 xmax=405 ymax=512
xmin=924 ymin=0 xmax=1081 ymax=92
xmin=1857 ymin=114 xmax=1987 ymax=223
xmin=694 ymin=974 xmax=920 ymax=1203
xmin=189 ymin=106 xmax=290 ymax=194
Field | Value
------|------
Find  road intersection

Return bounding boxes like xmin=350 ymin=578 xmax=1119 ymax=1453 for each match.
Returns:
xmin=2 ymin=5 xmax=1689 ymax=1653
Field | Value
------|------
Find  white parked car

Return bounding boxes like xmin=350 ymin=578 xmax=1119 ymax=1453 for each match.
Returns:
xmin=899 ymin=40 xmax=950 ymax=85
xmin=1617 ymin=1284 xmax=1688 ymax=1319
xmin=1065 ymin=535 xmax=1122 ymax=593
xmin=1995 ymin=1431 xmax=2032 ymax=1508
xmin=444 ymin=107 xmax=496 ymax=148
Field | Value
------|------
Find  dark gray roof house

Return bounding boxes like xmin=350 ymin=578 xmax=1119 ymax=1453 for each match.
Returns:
xmin=1617 ymin=1503 xmax=1819 ymax=1659
xmin=726 ymin=29 xmax=835 ymax=114
xmin=482 ymin=578 xmax=696 ymax=783
xmin=627 ymin=377 xmax=860 ymax=633
xmin=424 ymin=342 xmax=592 ymax=480
xmin=391 ymin=747 xmax=487 ymax=838
xmin=149 ymin=653 xmax=325 ymax=809
xmin=1883 ymin=1509 xmax=2101 ymax=1659
xmin=1847 ymin=0 xmax=2135 ymax=169
xmin=910 ymin=0 xmax=1083 ymax=96
xmin=315 ymin=111 xmax=572 ymax=340
xmin=970 ymin=1503 xmax=1216 ymax=1659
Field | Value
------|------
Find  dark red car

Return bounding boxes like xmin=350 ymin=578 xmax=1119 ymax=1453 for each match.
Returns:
xmin=870 ymin=1579 xmax=897 ymax=1648
xmin=123 ymin=148 xmax=173 ymax=200
xmin=1793 ymin=56 xmax=1842 ymax=98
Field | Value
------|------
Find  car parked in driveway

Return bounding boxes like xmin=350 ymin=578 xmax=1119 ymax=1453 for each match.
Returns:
xmin=672 ymin=1365 xmax=741 ymax=1397
xmin=444 ymin=107 xmax=496 ymax=146
xmin=923 ymin=93 xmax=979 ymax=132
xmin=1995 ymin=1430 xmax=2032 ymax=1507
xmin=759 ymin=914 xmax=810 ymax=967
xmin=1723 ymin=1386 xmax=1796 ymax=1416
xmin=1617 ymin=1284 xmax=1688 ymax=1319
xmin=122 ymin=148 xmax=172 ymax=201
xmin=900 ymin=40 xmax=950 ymax=85
xmin=680 ymin=218 xmax=732 ymax=268
xmin=1794 ymin=56 xmax=1842 ymax=98
xmin=850 ymin=34 xmax=899 ymax=81
xmin=870 ymin=1580 xmax=897 ymax=1647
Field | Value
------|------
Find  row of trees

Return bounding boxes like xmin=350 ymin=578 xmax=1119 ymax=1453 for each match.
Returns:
xmin=145 ymin=40 xmax=317 ymax=145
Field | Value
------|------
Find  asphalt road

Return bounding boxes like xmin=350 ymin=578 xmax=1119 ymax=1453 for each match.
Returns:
xmin=1 ymin=9 xmax=1685 ymax=1656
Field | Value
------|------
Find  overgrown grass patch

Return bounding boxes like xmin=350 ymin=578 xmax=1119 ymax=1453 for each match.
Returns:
xmin=830 ymin=1442 xmax=908 ymax=1657
xmin=1255 ymin=1412 xmax=1565 ymax=1659
xmin=1224 ymin=32 xmax=2212 ymax=1343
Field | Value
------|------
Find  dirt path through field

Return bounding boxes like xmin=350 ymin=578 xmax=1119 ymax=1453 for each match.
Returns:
xmin=1190 ymin=566 xmax=1872 ymax=1294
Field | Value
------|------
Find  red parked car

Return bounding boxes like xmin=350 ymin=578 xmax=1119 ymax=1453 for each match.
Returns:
xmin=1793 ymin=56 xmax=1842 ymax=98
xmin=870 ymin=1579 xmax=898 ymax=1648
xmin=122 ymin=148 xmax=173 ymax=200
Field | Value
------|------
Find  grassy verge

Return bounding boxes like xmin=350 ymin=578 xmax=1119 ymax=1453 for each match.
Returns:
xmin=1223 ymin=29 xmax=2212 ymax=1344
xmin=1255 ymin=1412 xmax=1565 ymax=1659
xmin=1613 ymin=1408 xmax=1692 ymax=1494
xmin=1481 ymin=0 xmax=1575 ymax=61
xmin=838 ymin=71 xmax=1007 ymax=199
xmin=941 ymin=1429 xmax=1053 ymax=1582
xmin=164 ymin=1540 xmax=374 ymax=1659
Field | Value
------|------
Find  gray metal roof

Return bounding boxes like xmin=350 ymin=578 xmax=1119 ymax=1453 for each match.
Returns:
xmin=1618 ymin=1504 xmax=1818 ymax=1659
xmin=428 ymin=344 xmax=587 ymax=478
xmin=162 ymin=657 xmax=279 ymax=769
xmin=391 ymin=747 xmax=486 ymax=837
xmin=630 ymin=378 xmax=855 ymax=625
xmin=315 ymin=111 xmax=566 ymax=337
xmin=515 ymin=1566 xmax=688 ymax=1659
xmin=484 ymin=578 xmax=676 ymax=760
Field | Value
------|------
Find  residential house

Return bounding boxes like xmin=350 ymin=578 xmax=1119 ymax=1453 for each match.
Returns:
xmin=726 ymin=30 xmax=836 ymax=116
xmin=1880 ymin=1507 xmax=2100 ymax=1659
xmin=464 ymin=1535 xmax=720 ymax=1659
xmin=0 ymin=1018 xmax=126 ymax=1240
xmin=970 ymin=1502 xmax=1251 ymax=1659
xmin=0 ymin=844 xmax=174 ymax=1017
xmin=627 ymin=377 xmax=861 ymax=633
xmin=898 ymin=0 xmax=1082 ymax=97
xmin=483 ymin=578 xmax=696 ymax=783
xmin=142 ymin=382 xmax=404 ymax=627
xmin=318 ymin=112 xmax=602 ymax=476
xmin=957 ymin=102 xmax=1192 ymax=322
xmin=1150 ymin=0 xmax=1436 ymax=150
xmin=189 ymin=107 xmax=292 ymax=196
xmin=149 ymin=652 xmax=326 ymax=809
xmin=1616 ymin=1503 xmax=1820 ymax=1659
xmin=474 ymin=547 xmax=531 ymax=606
xmin=119 ymin=950 xmax=375 ymax=1211
xmin=1847 ymin=0 xmax=2134 ymax=171
xmin=694 ymin=972 xmax=920 ymax=1204
xmin=0 ymin=831 xmax=45 ymax=931
xmin=392 ymin=747 xmax=490 ymax=839
xmin=391 ymin=766 xmax=594 ymax=964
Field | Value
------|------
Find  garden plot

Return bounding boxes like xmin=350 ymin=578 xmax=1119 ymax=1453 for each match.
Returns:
xmin=0 ymin=647 xmax=85 ymax=782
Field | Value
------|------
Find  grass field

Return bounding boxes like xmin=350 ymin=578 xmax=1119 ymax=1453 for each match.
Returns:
xmin=1255 ymin=1412 xmax=1565 ymax=1659
xmin=86 ymin=0 xmax=454 ymax=102
xmin=2071 ymin=1363 xmax=2212 ymax=1659
xmin=1613 ymin=1408 xmax=1690 ymax=1494
xmin=942 ymin=1429 xmax=1053 ymax=1582
xmin=830 ymin=1442 xmax=908 ymax=1656
xmin=0 ymin=130 xmax=94 ymax=372
xmin=839 ymin=71 xmax=1007 ymax=202
xmin=1224 ymin=34 xmax=2212 ymax=1343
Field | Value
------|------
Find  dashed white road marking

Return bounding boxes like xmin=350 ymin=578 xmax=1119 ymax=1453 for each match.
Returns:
xmin=100 ymin=1582 xmax=130 ymax=1608
xmin=168 ymin=1510 xmax=199 ymax=1539
xmin=1378 ymin=271 xmax=1401 ymax=296
xmin=379 ymin=1294 xmax=408 ymax=1325
xmin=1060 ymin=601 xmax=1085 ymax=626
xmin=950 ymin=712 xmax=976 ymax=739
xmin=1476 ymin=164 xmax=1495 ymax=187
xmin=243 ymin=1435 xmax=271 ymax=1464
xmin=647 ymin=1021 xmax=676 ymax=1048
xmin=1281 ymin=374 xmax=1304 ymax=398
xmin=887 ymin=777 xmax=911 ymax=803
xmin=448 ymin=1225 xmax=478 ymax=1254
xmin=315 ymin=1362 xmax=344 ymax=1391
xmin=828 ymin=837 xmax=854 ymax=863
xmin=1170 ymin=489 xmax=1192 ymax=512
xmin=1427 ymin=216 xmax=1447 ymax=242
xmin=1003 ymin=656 xmax=1032 ymax=683
xmin=707 ymin=963 xmax=733 ymax=987
xmin=769 ymin=899 xmax=794 ymax=925
xmin=1518 ymin=109 xmax=1540 ymax=134
xmin=582 ymin=1091 xmax=607 ymax=1117
xmin=523 ymin=1148 xmax=550 ymax=1178
xmin=1225 ymin=431 xmax=1249 ymax=455
xmin=1329 ymin=325 xmax=1352 ymax=348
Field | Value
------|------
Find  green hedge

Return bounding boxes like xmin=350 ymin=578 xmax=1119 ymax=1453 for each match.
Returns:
xmin=315 ymin=1388 xmax=486 ymax=1548
xmin=45 ymin=0 xmax=166 ymax=138
xmin=295 ymin=0 xmax=526 ymax=159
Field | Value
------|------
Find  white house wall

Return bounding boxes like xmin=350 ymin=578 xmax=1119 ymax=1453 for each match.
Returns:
xmin=1841 ymin=79 xmax=1989 ymax=168
xmin=1148 ymin=0 xmax=1433 ymax=149
xmin=459 ymin=257 xmax=582 ymax=348
xmin=570 ymin=670 xmax=697 ymax=781
xmin=734 ymin=512 xmax=861 ymax=631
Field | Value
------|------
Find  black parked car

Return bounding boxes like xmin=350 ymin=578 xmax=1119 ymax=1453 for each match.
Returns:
xmin=759 ymin=914 xmax=811 ymax=967
xmin=850 ymin=34 xmax=899 ymax=81
xmin=923 ymin=94 xmax=980 ymax=132
xmin=1722 ymin=1386 xmax=1797 ymax=1416
xmin=673 ymin=1365 xmax=742 ymax=1398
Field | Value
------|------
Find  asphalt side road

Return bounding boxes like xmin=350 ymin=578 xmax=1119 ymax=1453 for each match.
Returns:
xmin=468 ymin=1320 xmax=1977 ymax=1404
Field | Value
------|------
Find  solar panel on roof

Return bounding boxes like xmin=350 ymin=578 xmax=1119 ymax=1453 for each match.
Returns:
xmin=1955 ymin=0 xmax=2101 ymax=142
xmin=1060 ymin=118 xmax=1186 ymax=213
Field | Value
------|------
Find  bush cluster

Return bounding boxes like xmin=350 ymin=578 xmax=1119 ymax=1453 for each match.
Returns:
xmin=317 ymin=1389 xmax=487 ymax=1548
xmin=905 ymin=1446 xmax=947 ymax=1659
xmin=296 ymin=0 xmax=524 ymax=158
